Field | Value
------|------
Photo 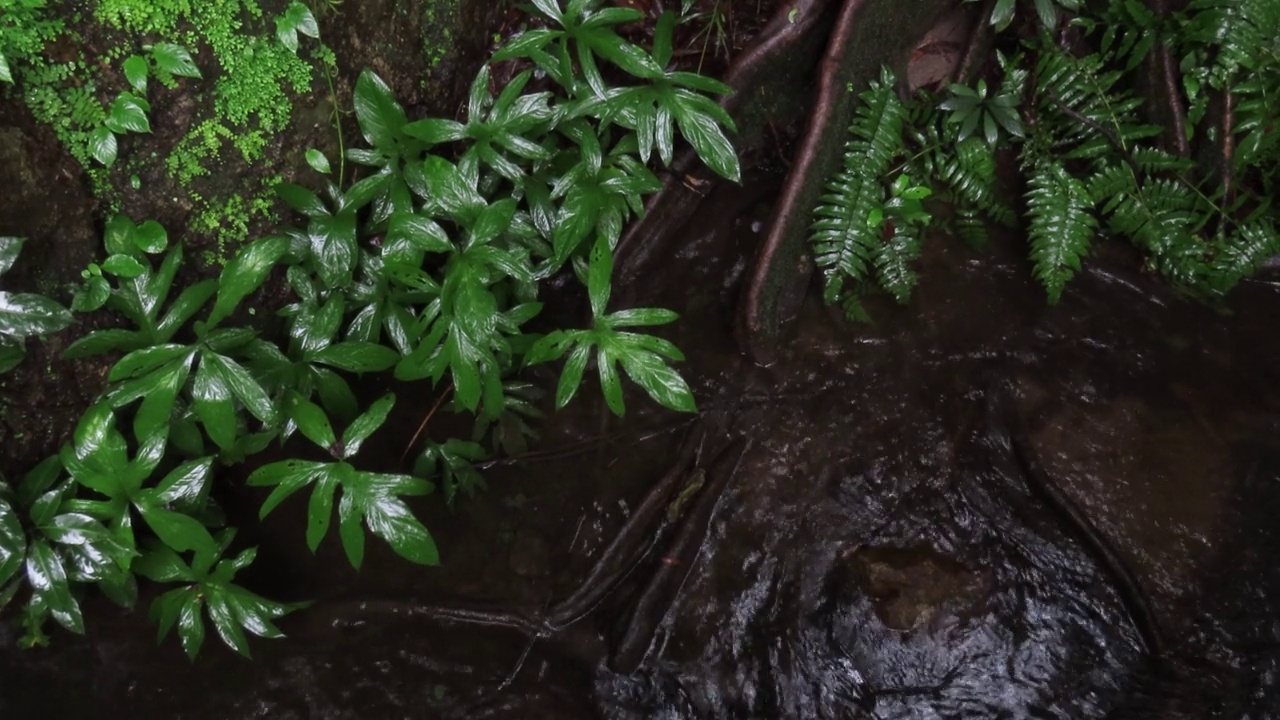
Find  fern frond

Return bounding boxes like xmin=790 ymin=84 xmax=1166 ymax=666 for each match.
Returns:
xmin=1206 ymin=217 xmax=1280 ymax=293
xmin=847 ymin=67 xmax=909 ymax=173
xmin=874 ymin=225 xmax=924 ymax=303
xmin=811 ymin=172 xmax=883 ymax=302
xmin=933 ymin=136 xmax=1017 ymax=226
xmin=808 ymin=68 xmax=908 ymax=306
xmin=1025 ymin=155 xmax=1096 ymax=303
xmin=953 ymin=207 xmax=990 ymax=248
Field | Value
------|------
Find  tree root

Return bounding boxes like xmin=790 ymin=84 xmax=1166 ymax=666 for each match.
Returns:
xmin=987 ymin=379 xmax=1165 ymax=657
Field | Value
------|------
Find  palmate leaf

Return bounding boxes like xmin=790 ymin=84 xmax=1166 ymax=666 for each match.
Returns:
xmin=1025 ymin=156 xmax=1097 ymax=304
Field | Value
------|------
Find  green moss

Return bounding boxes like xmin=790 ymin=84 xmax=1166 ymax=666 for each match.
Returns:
xmin=421 ymin=0 xmax=460 ymax=70
xmin=190 ymin=176 xmax=280 ymax=266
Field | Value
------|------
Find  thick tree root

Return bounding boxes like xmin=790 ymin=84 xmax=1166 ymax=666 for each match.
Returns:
xmin=609 ymin=437 xmax=750 ymax=673
xmin=614 ymin=0 xmax=839 ymax=290
xmin=988 ymin=380 xmax=1165 ymax=657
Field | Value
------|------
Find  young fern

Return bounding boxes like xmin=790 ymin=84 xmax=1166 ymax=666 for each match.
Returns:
xmin=1024 ymin=150 xmax=1096 ymax=304
xmin=809 ymin=68 xmax=911 ymax=314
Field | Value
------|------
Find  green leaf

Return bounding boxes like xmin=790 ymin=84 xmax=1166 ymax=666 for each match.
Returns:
xmin=192 ymin=352 xmax=238 ymax=450
xmin=286 ymin=1 xmax=320 ymax=38
xmin=89 ymin=126 xmax=118 ymax=166
xmin=150 ymin=457 xmax=214 ymax=510
xmin=156 ymin=279 xmax=216 ymax=339
xmin=555 ymin=343 xmax=591 ymax=409
xmin=206 ymin=235 xmax=288 ymax=328
xmin=618 ymin=349 xmax=697 ymax=412
xmin=105 ymin=92 xmax=151 ymax=134
xmin=0 ymin=52 xmax=11 ymax=84
xmin=108 ymin=343 xmax=190 ymax=381
xmin=134 ymin=220 xmax=169 ymax=254
xmin=387 ymin=211 xmax=453 ymax=254
xmin=356 ymin=476 xmax=439 ymax=565
xmin=176 ymin=591 xmax=205 ymax=658
xmin=341 ymin=393 xmax=394 ymax=458
xmin=138 ymin=504 xmax=216 ymax=555
xmin=206 ymin=590 xmax=253 ymax=657
xmin=597 ymin=346 xmax=624 ymax=415
xmin=123 ymin=55 xmax=149 ymax=93
xmin=529 ymin=0 xmax=564 ymax=23
xmin=337 ymin=488 xmax=366 ymax=568
xmin=673 ymin=98 xmax=741 ymax=182
xmin=0 ymin=236 xmax=22 ymax=275
xmin=0 ymin=497 xmax=25 ymax=586
xmin=288 ymin=395 xmax=336 ymax=451
xmin=606 ymin=307 xmax=678 ymax=327
xmin=0 ymin=292 xmax=74 ymax=338
xmin=103 ymin=254 xmax=146 ymax=278
xmin=306 ymin=469 xmax=338 ymax=551
xmin=206 ymin=352 xmax=275 ymax=426
xmin=276 ymin=183 xmax=329 ymax=218
xmin=26 ymin=542 xmax=83 ymax=634
xmin=587 ymin=236 xmax=612 ymax=318
xmin=308 ymin=341 xmax=398 ymax=373
xmin=354 ymin=70 xmax=408 ymax=152
xmin=248 ymin=460 xmax=327 ymax=517
xmin=305 ymin=148 xmax=330 ymax=174
xmin=311 ymin=212 xmax=359 ymax=288
xmin=150 ymin=43 xmax=201 ymax=78
xmin=402 ymin=118 xmax=466 ymax=144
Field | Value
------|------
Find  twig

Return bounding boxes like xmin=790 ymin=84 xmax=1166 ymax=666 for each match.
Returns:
xmin=398 ymin=385 xmax=453 ymax=467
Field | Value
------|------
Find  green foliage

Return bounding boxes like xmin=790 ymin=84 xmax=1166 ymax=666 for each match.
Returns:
xmin=966 ymin=0 xmax=1083 ymax=32
xmin=4 ymin=0 xmax=737 ymax=658
xmin=249 ymin=394 xmax=439 ymax=568
xmin=813 ymin=0 xmax=1280 ymax=311
xmin=0 ymin=236 xmax=73 ymax=374
xmin=0 ymin=0 xmax=62 ymax=84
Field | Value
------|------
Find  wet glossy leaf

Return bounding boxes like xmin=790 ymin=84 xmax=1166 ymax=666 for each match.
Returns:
xmin=308 ymin=341 xmax=398 ymax=373
xmin=26 ymin=542 xmax=83 ymax=633
xmin=587 ymin=236 xmax=612 ymax=318
xmin=89 ymin=126 xmax=118 ymax=166
xmin=248 ymin=459 xmax=327 ymax=517
xmin=340 ymin=473 xmax=437 ymax=566
xmin=555 ymin=343 xmax=592 ymax=409
xmin=342 ymin=393 xmax=395 ymax=458
xmin=287 ymin=396 xmax=336 ymax=451
xmin=149 ymin=457 xmax=214 ymax=510
xmin=0 ymin=497 xmax=24 ymax=586
xmin=105 ymin=92 xmax=151 ymax=134
xmin=387 ymin=211 xmax=453 ymax=254
xmin=618 ymin=348 xmax=696 ymax=413
xmin=605 ymin=307 xmax=678 ymax=328
xmin=0 ymin=236 xmax=21 ymax=275
xmin=156 ymin=279 xmax=216 ymax=339
xmin=276 ymin=183 xmax=328 ymax=218
xmin=597 ymin=346 xmax=624 ymax=415
xmin=305 ymin=148 xmax=330 ymax=174
xmin=206 ymin=235 xmax=288 ymax=328
xmin=138 ymin=504 xmax=216 ymax=555
xmin=354 ymin=70 xmax=408 ymax=152
xmin=337 ymin=487 xmax=366 ymax=568
xmin=151 ymin=42 xmax=201 ymax=78
xmin=312 ymin=212 xmax=358 ymax=289
xmin=207 ymin=352 xmax=275 ymax=426
xmin=0 ymin=53 xmax=11 ymax=84
xmin=674 ymin=99 xmax=740 ymax=182
xmin=176 ymin=591 xmax=205 ymax=658
xmin=402 ymin=118 xmax=466 ymax=144
xmin=192 ymin=352 xmax=237 ymax=450
xmin=306 ymin=470 xmax=338 ymax=551
xmin=206 ymin=591 xmax=252 ymax=657
xmin=0 ymin=292 xmax=73 ymax=339
xmin=123 ymin=55 xmax=148 ymax=92
xmin=102 ymin=254 xmax=145 ymax=278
